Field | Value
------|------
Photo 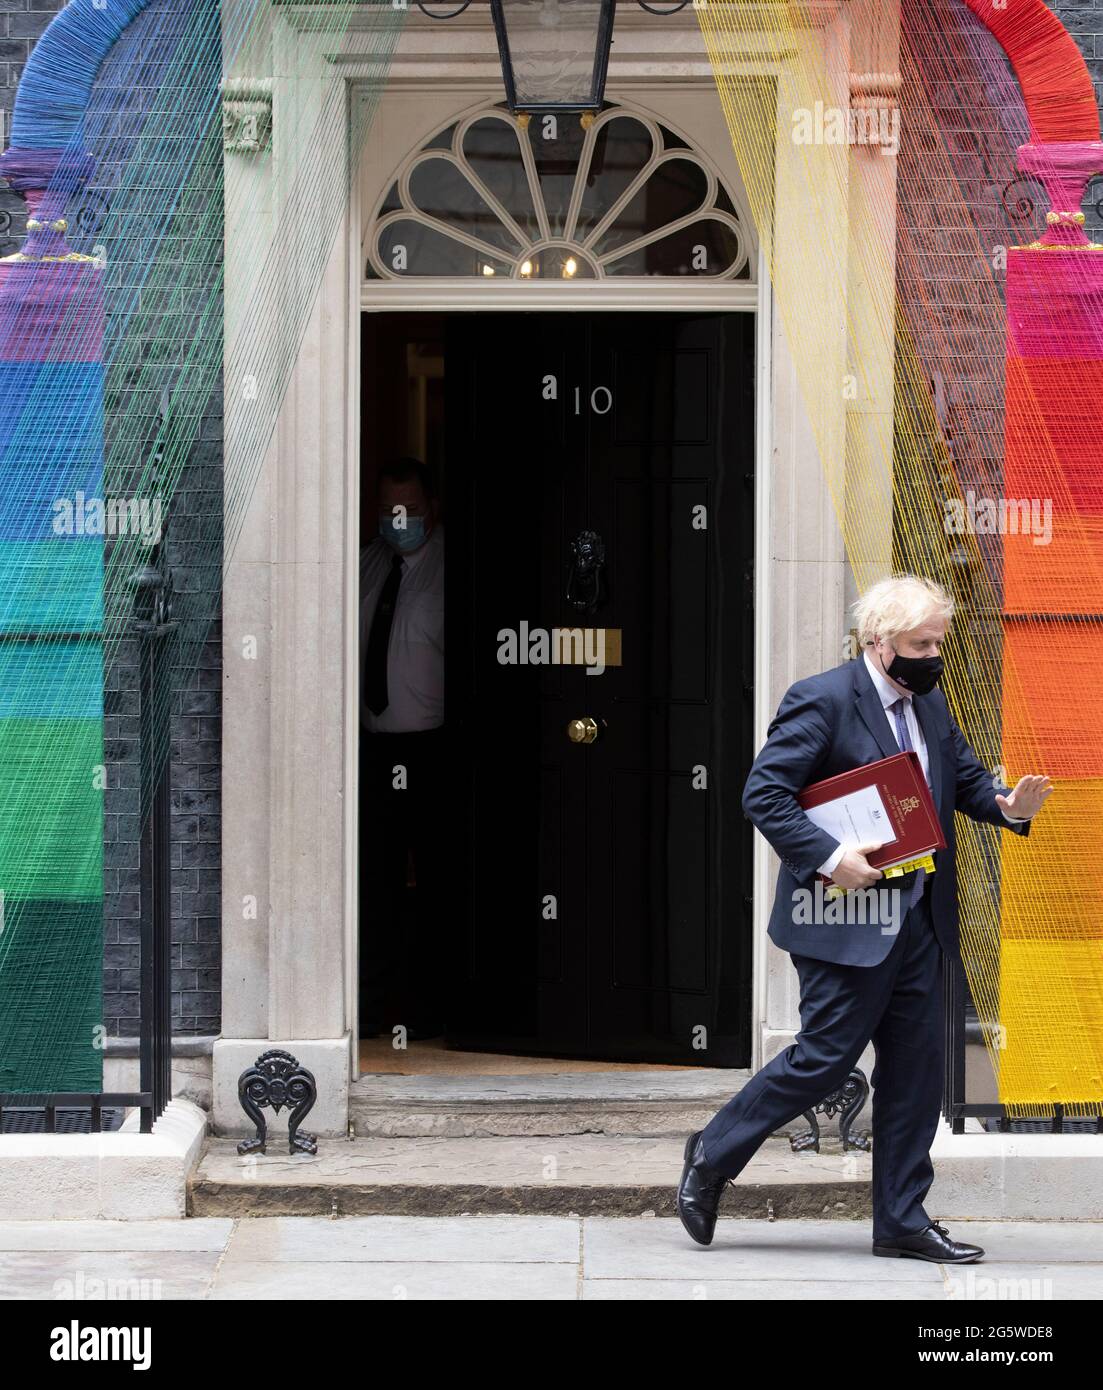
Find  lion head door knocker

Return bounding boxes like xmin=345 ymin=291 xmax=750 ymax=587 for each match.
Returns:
xmin=566 ymin=529 xmax=607 ymax=613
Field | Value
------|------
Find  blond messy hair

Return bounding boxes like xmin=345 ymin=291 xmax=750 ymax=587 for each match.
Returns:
xmin=851 ymin=574 xmax=955 ymax=648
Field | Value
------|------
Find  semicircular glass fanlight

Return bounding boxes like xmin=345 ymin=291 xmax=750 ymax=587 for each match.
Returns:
xmin=367 ymin=103 xmax=752 ymax=282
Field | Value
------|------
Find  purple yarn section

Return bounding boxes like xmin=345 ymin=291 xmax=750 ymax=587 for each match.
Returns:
xmin=0 ymin=149 xmax=98 ymax=261
xmin=0 ymin=148 xmax=96 ymax=193
xmin=0 ymin=148 xmax=97 ymax=231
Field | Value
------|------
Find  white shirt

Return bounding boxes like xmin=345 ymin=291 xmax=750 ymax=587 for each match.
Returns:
xmin=360 ymin=525 xmax=444 ymax=733
xmin=817 ymin=649 xmax=1025 ymax=877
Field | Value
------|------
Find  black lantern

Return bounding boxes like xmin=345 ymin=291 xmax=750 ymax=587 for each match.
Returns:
xmin=490 ymin=0 xmax=616 ymax=114
xmin=416 ymin=1 xmax=691 ymax=115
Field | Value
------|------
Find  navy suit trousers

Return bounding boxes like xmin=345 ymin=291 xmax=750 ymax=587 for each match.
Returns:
xmin=699 ymin=888 xmax=945 ymax=1241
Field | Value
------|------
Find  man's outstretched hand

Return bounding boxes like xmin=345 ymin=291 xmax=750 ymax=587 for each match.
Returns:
xmin=996 ymin=774 xmax=1053 ymax=820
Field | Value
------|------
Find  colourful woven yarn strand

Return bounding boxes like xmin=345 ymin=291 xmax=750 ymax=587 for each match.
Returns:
xmin=998 ymin=243 xmax=1103 ymax=1111
xmin=0 ymin=254 xmax=104 ymax=1092
xmin=10 ymin=0 xmax=151 ymax=149
xmin=0 ymin=0 xmax=136 ymax=1092
xmin=960 ymin=0 xmax=1100 ymax=143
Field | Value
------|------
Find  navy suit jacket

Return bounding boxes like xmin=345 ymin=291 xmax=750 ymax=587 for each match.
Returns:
xmin=744 ymin=656 xmax=1030 ymax=966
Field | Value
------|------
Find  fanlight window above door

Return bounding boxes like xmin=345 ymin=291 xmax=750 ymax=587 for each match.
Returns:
xmin=364 ymin=103 xmax=752 ymax=282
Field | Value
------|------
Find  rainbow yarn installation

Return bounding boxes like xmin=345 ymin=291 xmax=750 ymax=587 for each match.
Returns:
xmin=0 ymin=0 xmax=407 ymax=1095
xmin=976 ymin=0 xmax=1103 ymax=1109
xmin=0 ymin=168 xmax=115 ymax=1088
xmin=698 ymin=0 xmax=1103 ymax=1116
xmin=0 ymin=0 xmax=159 ymax=1092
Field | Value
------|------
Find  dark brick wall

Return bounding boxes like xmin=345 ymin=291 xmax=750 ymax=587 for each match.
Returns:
xmin=0 ymin=0 xmax=224 ymax=1037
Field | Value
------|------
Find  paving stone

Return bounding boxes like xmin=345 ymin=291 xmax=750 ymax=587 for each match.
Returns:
xmin=210 ymin=1260 xmax=578 ymax=1300
xmin=224 ymin=1214 xmax=580 ymax=1265
xmin=0 ymin=1249 xmax=220 ymax=1300
xmin=0 ymin=1218 xmax=233 ymax=1252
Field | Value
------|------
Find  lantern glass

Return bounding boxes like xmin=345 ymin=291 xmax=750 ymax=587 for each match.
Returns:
xmin=491 ymin=0 xmax=616 ymax=112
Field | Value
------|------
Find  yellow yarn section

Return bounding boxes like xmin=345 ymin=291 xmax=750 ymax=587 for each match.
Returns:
xmin=696 ymin=1 xmax=1103 ymax=1116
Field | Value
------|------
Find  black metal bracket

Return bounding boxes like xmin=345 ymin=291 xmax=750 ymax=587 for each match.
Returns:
xmin=129 ymin=394 xmax=179 ymax=1133
xmin=789 ymin=1068 xmax=871 ymax=1153
xmin=236 ymin=1049 xmax=318 ymax=1156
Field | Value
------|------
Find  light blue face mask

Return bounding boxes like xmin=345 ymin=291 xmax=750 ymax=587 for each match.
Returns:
xmin=380 ymin=513 xmax=426 ymax=552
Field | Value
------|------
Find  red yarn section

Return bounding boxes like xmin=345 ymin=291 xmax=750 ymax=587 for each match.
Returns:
xmin=1004 ymin=250 xmax=1103 ymax=614
xmin=960 ymin=0 xmax=1100 ymax=142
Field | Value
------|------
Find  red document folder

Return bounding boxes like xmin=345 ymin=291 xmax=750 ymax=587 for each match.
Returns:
xmin=796 ymin=751 xmax=947 ymax=885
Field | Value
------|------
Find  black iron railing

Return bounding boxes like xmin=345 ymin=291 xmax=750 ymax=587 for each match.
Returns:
xmin=0 ymin=510 xmax=178 ymax=1136
xmin=0 ymin=1098 xmax=131 ymax=1135
xmin=133 ymin=537 xmax=178 ymax=1132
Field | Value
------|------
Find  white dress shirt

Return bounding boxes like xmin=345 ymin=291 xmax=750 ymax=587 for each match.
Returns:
xmin=817 ymin=649 xmax=1027 ymax=877
xmin=360 ymin=524 xmax=444 ymax=733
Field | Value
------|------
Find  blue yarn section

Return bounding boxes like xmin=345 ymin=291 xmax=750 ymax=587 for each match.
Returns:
xmin=0 ymin=642 xmax=103 ymax=719
xmin=0 ymin=361 xmax=103 ymax=543
xmin=10 ymin=0 xmax=151 ymax=148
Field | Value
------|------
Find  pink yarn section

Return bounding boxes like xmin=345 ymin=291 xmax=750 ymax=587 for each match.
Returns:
xmin=1007 ymin=249 xmax=1103 ymax=360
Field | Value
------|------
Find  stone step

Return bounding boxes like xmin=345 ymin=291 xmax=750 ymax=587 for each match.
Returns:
xmin=188 ymin=1133 xmax=872 ymax=1219
xmin=347 ymin=1068 xmax=800 ymax=1139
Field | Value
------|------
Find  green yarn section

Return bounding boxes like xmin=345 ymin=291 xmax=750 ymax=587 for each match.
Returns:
xmin=0 ymin=718 xmax=103 ymax=901
xmin=0 ymin=645 xmax=103 ymax=720
xmin=0 ymin=899 xmax=103 ymax=1094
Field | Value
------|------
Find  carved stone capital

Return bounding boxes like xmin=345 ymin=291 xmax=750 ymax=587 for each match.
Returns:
xmin=222 ymin=78 xmax=273 ymax=155
xmin=849 ymin=71 xmax=901 ymax=149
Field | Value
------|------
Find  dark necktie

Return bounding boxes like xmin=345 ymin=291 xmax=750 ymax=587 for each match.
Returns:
xmin=365 ymin=552 xmax=403 ymax=716
xmin=890 ymin=697 xmax=927 ymax=910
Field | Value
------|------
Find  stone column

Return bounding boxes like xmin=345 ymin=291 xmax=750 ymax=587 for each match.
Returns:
xmin=759 ymin=4 xmax=881 ymax=1071
xmin=214 ymin=6 xmax=354 ymax=1137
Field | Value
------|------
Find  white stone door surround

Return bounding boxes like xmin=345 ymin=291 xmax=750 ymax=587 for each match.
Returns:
xmin=214 ymin=4 xmax=888 ymax=1135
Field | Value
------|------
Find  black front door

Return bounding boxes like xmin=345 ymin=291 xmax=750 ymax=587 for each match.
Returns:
xmin=444 ymin=312 xmax=755 ymax=1065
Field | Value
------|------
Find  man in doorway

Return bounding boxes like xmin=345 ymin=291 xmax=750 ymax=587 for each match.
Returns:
xmin=360 ymin=456 xmax=447 ymax=1041
xmin=676 ymin=574 xmax=1052 ymax=1259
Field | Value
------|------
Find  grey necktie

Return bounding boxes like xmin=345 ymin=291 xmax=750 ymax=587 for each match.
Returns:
xmin=890 ymin=697 xmax=927 ymax=912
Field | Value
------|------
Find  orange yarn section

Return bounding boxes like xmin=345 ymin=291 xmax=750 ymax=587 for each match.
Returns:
xmin=961 ymin=0 xmax=1101 ymax=141
xmin=1003 ymin=628 xmax=1103 ymax=782
xmin=1003 ymin=523 xmax=1103 ymax=614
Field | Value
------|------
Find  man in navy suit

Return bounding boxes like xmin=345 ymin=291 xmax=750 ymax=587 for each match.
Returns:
xmin=676 ymin=574 xmax=1052 ymax=1259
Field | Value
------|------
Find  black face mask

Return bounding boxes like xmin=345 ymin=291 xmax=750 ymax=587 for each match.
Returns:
xmin=883 ymin=646 xmax=944 ymax=695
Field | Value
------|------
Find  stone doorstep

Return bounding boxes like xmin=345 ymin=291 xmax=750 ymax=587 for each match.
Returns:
xmin=188 ymin=1133 xmax=872 ymax=1219
xmin=347 ymin=1067 xmax=832 ymax=1139
xmin=349 ymin=1046 xmax=998 ymax=1138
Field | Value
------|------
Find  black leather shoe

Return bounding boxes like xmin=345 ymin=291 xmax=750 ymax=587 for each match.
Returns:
xmin=676 ymin=1130 xmax=734 ymax=1246
xmin=873 ymin=1220 xmax=984 ymax=1263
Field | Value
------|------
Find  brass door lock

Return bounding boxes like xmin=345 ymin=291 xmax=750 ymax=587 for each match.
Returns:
xmin=567 ymin=716 xmax=600 ymax=744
